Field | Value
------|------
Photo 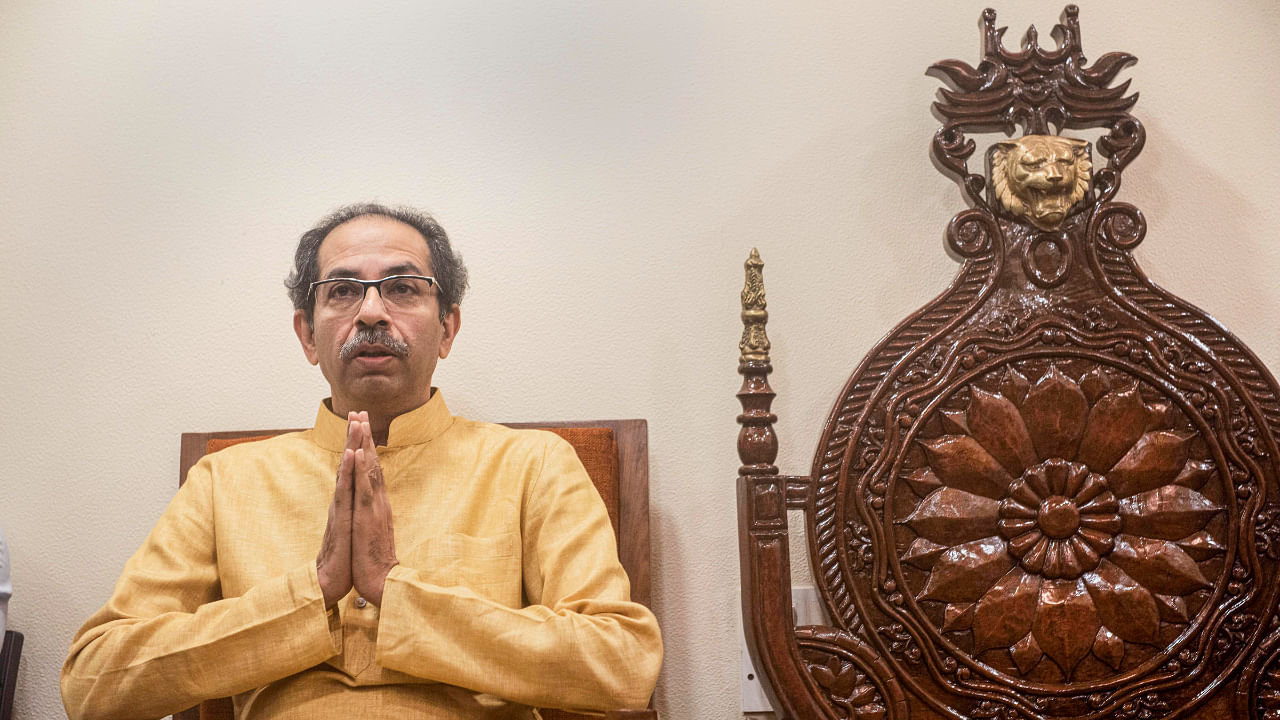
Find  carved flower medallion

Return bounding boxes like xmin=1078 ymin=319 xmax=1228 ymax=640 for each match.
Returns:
xmin=998 ymin=458 xmax=1119 ymax=580
xmin=892 ymin=362 xmax=1227 ymax=682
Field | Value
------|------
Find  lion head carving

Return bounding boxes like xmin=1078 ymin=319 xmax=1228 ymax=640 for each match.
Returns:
xmin=991 ymin=135 xmax=1092 ymax=231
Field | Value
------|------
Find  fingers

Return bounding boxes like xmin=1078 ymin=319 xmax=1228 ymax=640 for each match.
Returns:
xmin=319 ymin=447 xmax=356 ymax=608
xmin=332 ymin=447 xmax=355 ymax=537
xmin=338 ymin=411 xmax=365 ymax=504
xmin=355 ymin=448 xmax=373 ymax=507
xmin=360 ymin=419 xmax=385 ymax=491
xmin=336 ymin=449 xmax=355 ymax=505
xmin=319 ymin=412 xmax=371 ymax=608
xmin=337 ymin=441 xmax=353 ymax=480
xmin=353 ymin=416 xmax=383 ymax=500
xmin=346 ymin=411 xmax=361 ymax=449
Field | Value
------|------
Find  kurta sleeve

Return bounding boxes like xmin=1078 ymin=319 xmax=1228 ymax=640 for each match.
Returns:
xmin=60 ymin=459 xmax=342 ymax=720
xmin=374 ymin=435 xmax=662 ymax=711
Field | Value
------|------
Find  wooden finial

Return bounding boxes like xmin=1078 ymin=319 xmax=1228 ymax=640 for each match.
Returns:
xmin=736 ymin=248 xmax=778 ymax=473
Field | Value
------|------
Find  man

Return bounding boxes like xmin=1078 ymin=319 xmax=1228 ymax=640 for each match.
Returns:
xmin=61 ymin=204 xmax=662 ymax=719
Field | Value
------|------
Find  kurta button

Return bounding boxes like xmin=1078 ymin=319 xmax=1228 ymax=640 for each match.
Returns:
xmin=355 ymin=597 xmax=368 ymax=608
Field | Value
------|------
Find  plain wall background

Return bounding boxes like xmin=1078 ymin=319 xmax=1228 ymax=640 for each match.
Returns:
xmin=2 ymin=1 xmax=1278 ymax=717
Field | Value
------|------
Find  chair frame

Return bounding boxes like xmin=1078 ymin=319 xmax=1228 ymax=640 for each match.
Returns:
xmin=0 ymin=630 xmax=22 ymax=720
xmin=735 ymin=7 xmax=1280 ymax=719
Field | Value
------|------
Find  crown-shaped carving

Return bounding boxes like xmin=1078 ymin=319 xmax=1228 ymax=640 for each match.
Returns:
xmin=931 ymin=6 xmax=1144 ymax=207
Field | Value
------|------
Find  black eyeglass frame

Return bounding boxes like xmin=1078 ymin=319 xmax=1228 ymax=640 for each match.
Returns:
xmin=308 ymin=274 xmax=438 ymax=305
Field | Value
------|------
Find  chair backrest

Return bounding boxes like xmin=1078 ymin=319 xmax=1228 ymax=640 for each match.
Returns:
xmin=0 ymin=630 xmax=22 ymax=720
xmin=176 ymin=419 xmax=650 ymax=720
xmin=736 ymin=8 xmax=1280 ymax=720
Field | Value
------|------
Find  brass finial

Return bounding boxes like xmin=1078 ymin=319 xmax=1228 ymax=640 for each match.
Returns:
xmin=739 ymin=248 xmax=771 ymax=363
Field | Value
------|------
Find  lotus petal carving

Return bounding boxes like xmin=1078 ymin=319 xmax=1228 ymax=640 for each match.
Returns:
xmin=899 ymin=366 xmax=1223 ymax=678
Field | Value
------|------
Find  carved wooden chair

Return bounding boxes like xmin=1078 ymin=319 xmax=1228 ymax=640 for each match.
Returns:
xmin=177 ymin=420 xmax=654 ymax=720
xmin=736 ymin=7 xmax=1280 ymax=719
xmin=0 ymin=630 xmax=22 ymax=720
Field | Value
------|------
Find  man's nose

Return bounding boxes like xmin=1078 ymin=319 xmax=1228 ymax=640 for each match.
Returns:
xmin=354 ymin=285 xmax=391 ymax=325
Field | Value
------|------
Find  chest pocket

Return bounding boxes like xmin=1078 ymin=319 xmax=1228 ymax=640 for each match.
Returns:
xmin=407 ymin=532 xmax=523 ymax=607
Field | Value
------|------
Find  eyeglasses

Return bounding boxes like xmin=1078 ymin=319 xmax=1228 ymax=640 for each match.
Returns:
xmin=309 ymin=275 xmax=437 ymax=313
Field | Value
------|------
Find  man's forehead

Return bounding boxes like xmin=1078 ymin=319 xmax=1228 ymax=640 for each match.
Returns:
xmin=317 ymin=215 xmax=433 ymax=277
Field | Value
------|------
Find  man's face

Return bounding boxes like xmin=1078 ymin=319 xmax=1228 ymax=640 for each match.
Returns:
xmin=293 ymin=215 xmax=460 ymax=419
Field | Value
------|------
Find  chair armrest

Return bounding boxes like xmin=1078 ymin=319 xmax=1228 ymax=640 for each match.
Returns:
xmin=1 ymin=631 xmax=24 ymax=720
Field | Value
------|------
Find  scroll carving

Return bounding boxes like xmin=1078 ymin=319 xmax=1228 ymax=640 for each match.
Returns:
xmin=737 ymin=6 xmax=1280 ymax=720
xmin=930 ymin=4 xmax=1142 ymax=207
xmin=797 ymin=626 xmax=908 ymax=720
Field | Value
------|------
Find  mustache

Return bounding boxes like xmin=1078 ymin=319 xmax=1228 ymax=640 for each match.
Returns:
xmin=339 ymin=327 xmax=410 ymax=361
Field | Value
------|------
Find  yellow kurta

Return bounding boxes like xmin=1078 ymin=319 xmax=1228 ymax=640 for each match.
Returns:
xmin=61 ymin=392 xmax=662 ymax=720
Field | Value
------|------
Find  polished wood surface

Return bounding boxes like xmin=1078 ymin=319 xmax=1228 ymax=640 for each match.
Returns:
xmin=0 ymin=631 xmax=22 ymax=720
xmin=738 ymin=6 xmax=1280 ymax=719
xmin=176 ymin=419 xmax=652 ymax=720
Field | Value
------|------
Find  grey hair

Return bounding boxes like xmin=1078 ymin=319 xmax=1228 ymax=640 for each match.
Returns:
xmin=285 ymin=203 xmax=469 ymax=324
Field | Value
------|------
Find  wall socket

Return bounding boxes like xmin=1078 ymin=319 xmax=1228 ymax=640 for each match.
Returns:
xmin=740 ymin=586 xmax=829 ymax=712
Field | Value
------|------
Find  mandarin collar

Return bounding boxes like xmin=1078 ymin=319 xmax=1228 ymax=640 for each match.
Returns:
xmin=310 ymin=389 xmax=455 ymax=452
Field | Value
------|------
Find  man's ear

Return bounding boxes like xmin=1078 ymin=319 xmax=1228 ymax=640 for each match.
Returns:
xmin=438 ymin=305 xmax=461 ymax=359
xmin=293 ymin=310 xmax=320 ymax=365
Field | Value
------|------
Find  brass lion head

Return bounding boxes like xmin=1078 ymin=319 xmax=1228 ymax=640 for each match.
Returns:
xmin=991 ymin=135 xmax=1092 ymax=231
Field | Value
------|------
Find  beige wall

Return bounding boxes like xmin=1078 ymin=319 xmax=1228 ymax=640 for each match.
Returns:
xmin=2 ymin=2 xmax=1278 ymax=718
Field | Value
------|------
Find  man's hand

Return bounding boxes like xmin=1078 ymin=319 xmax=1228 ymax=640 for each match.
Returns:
xmin=316 ymin=414 xmax=360 ymax=608
xmin=352 ymin=417 xmax=399 ymax=607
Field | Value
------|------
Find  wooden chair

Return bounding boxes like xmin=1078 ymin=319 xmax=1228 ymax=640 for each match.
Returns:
xmin=0 ymin=630 xmax=22 ymax=720
xmin=736 ymin=7 xmax=1280 ymax=720
xmin=177 ymin=420 xmax=654 ymax=720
